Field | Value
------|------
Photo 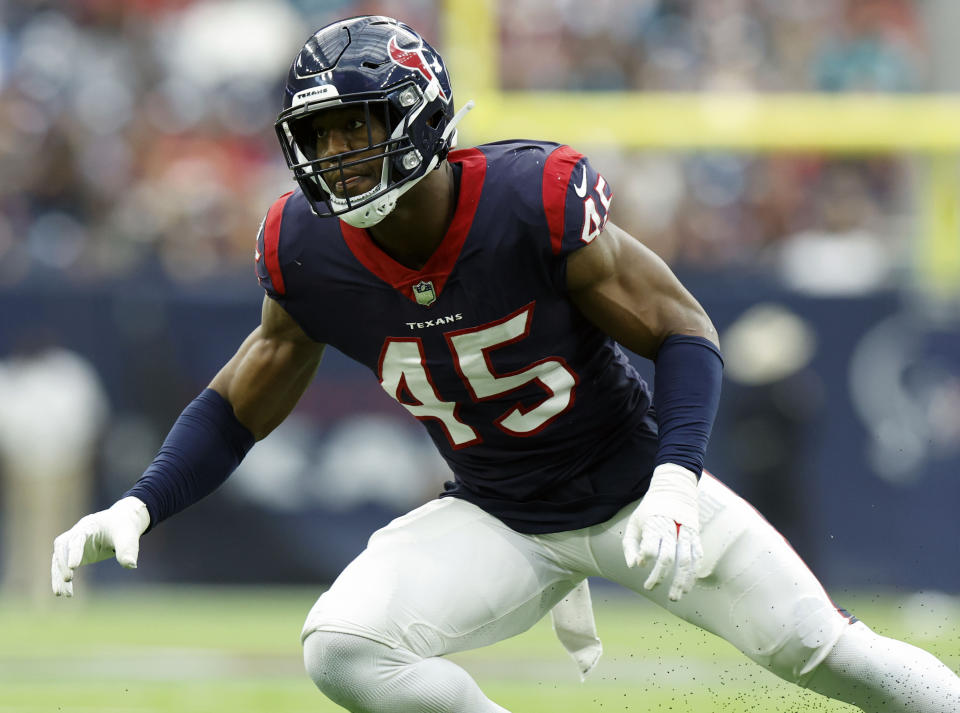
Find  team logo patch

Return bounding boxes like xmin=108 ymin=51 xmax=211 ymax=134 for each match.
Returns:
xmin=387 ymin=35 xmax=448 ymax=100
xmin=413 ymin=280 xmax=437 ymax=306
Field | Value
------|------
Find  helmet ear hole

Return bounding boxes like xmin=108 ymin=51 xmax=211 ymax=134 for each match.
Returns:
xmin=427 ymin=110 xmax=444 ymax=129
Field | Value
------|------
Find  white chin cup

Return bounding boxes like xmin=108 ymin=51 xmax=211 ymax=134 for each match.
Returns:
xmin=338 ymin=189 xmax=401 ymax=228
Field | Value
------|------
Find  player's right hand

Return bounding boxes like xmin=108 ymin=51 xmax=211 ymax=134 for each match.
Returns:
xmin=622 ymin=463 xmax=703 ymax=602
xmin=51 ymin=496 xmax=150 ymax=597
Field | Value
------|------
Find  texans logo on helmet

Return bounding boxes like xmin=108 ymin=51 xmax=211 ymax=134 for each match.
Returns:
xmin=387 ymin=35 xmax=448 ymax=100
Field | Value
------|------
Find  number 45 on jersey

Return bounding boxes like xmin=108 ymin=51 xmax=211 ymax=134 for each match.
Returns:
xmin=379 ymin=303 xmax=578 ymax=448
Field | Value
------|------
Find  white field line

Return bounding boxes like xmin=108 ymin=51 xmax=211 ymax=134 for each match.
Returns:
xmin=3 ymin=646 xmax=765 ymax=687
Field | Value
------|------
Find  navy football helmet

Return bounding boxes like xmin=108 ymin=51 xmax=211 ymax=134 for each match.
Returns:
xmin=275 ymin=16 xmax=472 ymax=227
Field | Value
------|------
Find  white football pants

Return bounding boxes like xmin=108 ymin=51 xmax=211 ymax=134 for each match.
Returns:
xmin=302 ymin=473 xmax=960 ymax=712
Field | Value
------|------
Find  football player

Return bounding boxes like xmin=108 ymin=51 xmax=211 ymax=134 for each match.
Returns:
xmin=52 ymin=15 xmax=960 ymax=713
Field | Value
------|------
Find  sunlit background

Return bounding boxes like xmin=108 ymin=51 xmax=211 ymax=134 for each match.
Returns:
xmin=1 ymin=1 xmax=960 ymax=711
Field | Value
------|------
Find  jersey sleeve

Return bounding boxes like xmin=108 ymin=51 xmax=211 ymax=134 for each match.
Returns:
xmin=541 ymin=145 xmax=614 ymax=260
xmin=254 ymin=191 xmax=294 ymax=299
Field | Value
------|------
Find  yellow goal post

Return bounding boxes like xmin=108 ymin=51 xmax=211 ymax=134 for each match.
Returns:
xmin=443 ymin=0 xmax=960 ymax=296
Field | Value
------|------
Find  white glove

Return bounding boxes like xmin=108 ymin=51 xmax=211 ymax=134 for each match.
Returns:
xmin=622 ymin=463 xmax=703 ymax=602
xmin=51 ymin=496 xmax=150 ymax=597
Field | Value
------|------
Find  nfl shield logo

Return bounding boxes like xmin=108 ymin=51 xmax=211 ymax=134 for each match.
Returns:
xmin=413 ymin=280 xmax=436 ymax=306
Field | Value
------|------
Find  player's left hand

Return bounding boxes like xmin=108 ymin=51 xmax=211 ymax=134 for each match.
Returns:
xmin=51 ymin=496 xmax=150 ymax=597
xmin=622 ymin=463 xmax=703 ymax=602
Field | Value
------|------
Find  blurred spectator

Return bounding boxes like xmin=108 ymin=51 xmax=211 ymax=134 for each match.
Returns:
xmin=0 ymin=334 xmax=109 ymax=603
xmin=718 ymin=303 xmax=824 ymax=565
xmin=776 ymin=161 xmax=900 ymax=295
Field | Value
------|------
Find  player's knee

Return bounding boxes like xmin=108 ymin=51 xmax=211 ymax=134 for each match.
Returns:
xmin=303 ymin=630 xmax=409 ymax=711
xmin=304 ymin=630 xmax=376 ymax=706
xmin=764 ymin=597 xmax=849 ymax=685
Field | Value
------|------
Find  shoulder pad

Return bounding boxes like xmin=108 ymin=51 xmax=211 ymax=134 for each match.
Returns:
xmin=255 ymin=191 xmax=294 ymax=297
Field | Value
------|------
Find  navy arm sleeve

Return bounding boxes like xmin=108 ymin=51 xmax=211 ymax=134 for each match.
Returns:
xmin=124 ymin=389 xmax=255 ymax=531
xmin=653 ymin=335 xmax=723 ymax=477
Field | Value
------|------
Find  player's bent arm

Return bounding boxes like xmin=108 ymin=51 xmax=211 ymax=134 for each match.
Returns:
xmin=566 ymin=221 xmax=723 ymax=477
xmin=124 ymin=295 xmax=325 ymax=525
xmin=209 ymin=296 xmax=325 ymax=440
xmin=568 ymin=222 xmax=723 ymax=600
xmin=566 ymin=221 xmax=718 ymax=358
xmin=52 ymin=298 xmax=324 ymax=597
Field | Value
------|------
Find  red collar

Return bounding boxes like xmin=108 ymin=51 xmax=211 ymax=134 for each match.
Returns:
xmin=338 ymin=148 xmax=486 ymax=304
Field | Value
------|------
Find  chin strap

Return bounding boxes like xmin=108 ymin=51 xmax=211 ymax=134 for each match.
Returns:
xmin=440 ymin=99 xmax=475 ymax=152
xmin=339 ymin=100 xmax=476 ymax=229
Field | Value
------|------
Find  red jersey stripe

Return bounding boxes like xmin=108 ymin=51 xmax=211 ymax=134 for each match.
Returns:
xmin=264 ymin=191 xmax=293 ymax=296
xmin=338 ymin=148 xmax=486 ymax=303
xmin=542 ymin=145 xmax=583 ymax=255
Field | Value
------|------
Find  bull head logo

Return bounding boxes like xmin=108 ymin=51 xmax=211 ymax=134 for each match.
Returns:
xmin=387 ymin=35 xmax=448 ymax=101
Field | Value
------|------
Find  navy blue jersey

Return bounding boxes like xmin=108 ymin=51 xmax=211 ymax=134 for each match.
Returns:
xmin=255 ymin=140 xmax=658 ymax=533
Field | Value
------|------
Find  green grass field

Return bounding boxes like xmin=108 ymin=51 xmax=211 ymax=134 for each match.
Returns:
xmin=2 ymin=584 xmax=958 ymax=712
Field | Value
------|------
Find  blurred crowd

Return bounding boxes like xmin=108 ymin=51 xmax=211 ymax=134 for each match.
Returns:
xmin=501 ymin=0 xmax=926 ymax=284
xmin=501 ymin=0 xmax=925 ymax=92
xmin=0 ymin=0 xmax=929 ymax=290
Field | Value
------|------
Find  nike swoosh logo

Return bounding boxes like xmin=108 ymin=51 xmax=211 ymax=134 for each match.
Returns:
xmin=573 ymin=166 xmax=588 ymax=198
